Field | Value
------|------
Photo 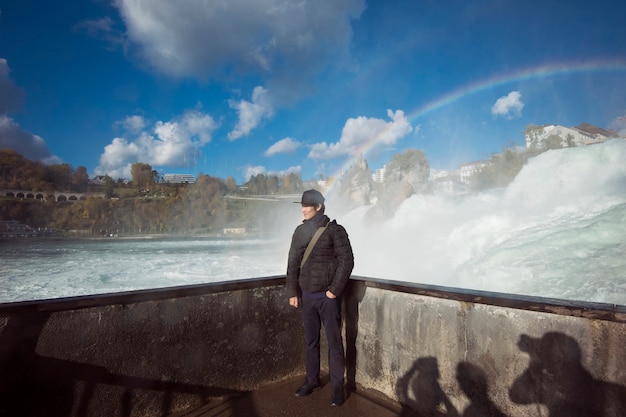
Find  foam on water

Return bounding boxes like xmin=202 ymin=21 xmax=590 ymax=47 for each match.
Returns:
xmin=0 ymin=238 xmax=287 ymax=302
xmin=342 ymin=140 xmax=626 ymax=305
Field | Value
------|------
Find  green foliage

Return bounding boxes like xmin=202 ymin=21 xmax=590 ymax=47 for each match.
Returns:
xmin=384 ymin=149 xmax=429 ymax=183
xmin=280 ymin=172 xmax=303 ymax=193
xmin=524 ymin=124 xmax=570 ymax=150
xmin=366 ymin=148 xmax=431 ymax=221
xmin=524 ymin=124 xmax=543 ymax=149
xmin=0 ymin=149 xmax=90 ymax=193
xmin=103 ymin=175 xmax=116 ymax=198
xmin=470 ymin=146 xmax=541 ymax=191
xmin=334 ymin=153 xmax=373 ymax=209
xmin=242 ymin=172 xmax=303 ymax=195
xmin=0 ymin=150 xmax=296 ymax=236
xmin=543 ymin=134 xmax=564 ymax=150
xmin=246 ymin=173 xmax=268 ymax=195
xmin=71 ymin=166 xmax=90 ymax=192
xmin=131 ymin=162 xmax=155 ymax=189
xmin=225 ymin=176 xmax=237 ymax=193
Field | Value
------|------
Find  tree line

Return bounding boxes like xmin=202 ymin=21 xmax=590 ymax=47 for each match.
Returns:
xmin=0 ymin=149 xmax=305 ymax=237
xmin=1 ymin=135 xmax=549 ymax=236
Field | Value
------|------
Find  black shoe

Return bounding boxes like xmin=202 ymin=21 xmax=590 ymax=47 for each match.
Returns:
xmin=294 ymin=379 xmax=321 ymax=397
xmin=330 ymin=384 xmax=345 ymax=406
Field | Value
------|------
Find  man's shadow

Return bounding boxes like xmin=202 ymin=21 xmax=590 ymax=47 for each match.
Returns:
xmin=396 ymin=356 xmax=459 ymax=417
xmin=509 ymin=331 xmax=626 ymax=417
xmin=456 ymin=361 xmax=507 ymax=417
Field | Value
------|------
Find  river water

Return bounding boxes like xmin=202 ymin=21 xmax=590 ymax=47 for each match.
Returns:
xmin=0 ymin=237 xmax=287 ymax=303
xmin=1 ymin=140 xmax=625 ymax=305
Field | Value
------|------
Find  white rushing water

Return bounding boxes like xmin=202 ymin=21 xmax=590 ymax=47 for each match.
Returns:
xmin=343 ymin=139 xmax=626 ymax=305
xmin=1 ymin=140 xmax=625 ymax=305
xmin=0 ymin=238 xmax=288 ymax=303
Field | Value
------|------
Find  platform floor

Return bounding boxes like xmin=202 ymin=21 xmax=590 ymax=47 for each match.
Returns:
xmin=168 ymin=375 xmax=407 ymax=417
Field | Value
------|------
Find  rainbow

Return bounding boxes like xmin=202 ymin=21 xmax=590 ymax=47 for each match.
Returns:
xmin=325 ymin=59 xmax=626 ymax=196
xmin=406 ymin=59 xmax=626 ymax=122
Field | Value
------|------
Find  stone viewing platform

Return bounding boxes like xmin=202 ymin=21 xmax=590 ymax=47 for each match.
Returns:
xmin=0 ymin=276 xmax=625 ymax=416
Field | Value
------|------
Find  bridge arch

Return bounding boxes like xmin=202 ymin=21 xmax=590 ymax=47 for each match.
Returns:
xmin=1 ymin=189 xmax=104 ymax=202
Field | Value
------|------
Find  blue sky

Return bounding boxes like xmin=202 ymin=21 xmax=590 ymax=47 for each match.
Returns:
xmin=1 ymin=0 xmax=625 ymax=183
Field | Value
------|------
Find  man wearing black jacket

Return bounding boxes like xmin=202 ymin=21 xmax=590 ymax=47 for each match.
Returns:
xmin=286 ymin=189 xmax=354 ymax=407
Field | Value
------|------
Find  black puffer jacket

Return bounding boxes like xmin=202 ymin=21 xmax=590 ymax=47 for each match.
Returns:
xmin=286 ymin=214 xmax=354 ymax=298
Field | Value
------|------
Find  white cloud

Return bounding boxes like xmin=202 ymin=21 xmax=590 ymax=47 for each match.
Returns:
xmin=0 ymin=115 xmax=61 ymax=164
xmin=308 ymin=109 xmax=413 ymax=160
xmin=492 ymin=91 xmax=524 ymax=119
xmin=242 ymin=164 xmax=301 ymax=181
xmin=264 ymin=137 xmax=300 ymax=156
xmin=267 ymin=165 xmax=301 ymax=178
xmin=242 ymin=165 xmax=267 ymax=181
xmin=120 ymin=115 xmax=146 ymax=134
xmin=74 ymin=16 xmax=125 ymax=51
xmin=95 ymin=109 xmax=219 ymax=178
xmin=107 ymin=0 xmax=365 ymax=95
xmin=95 ymin=138 xmax=140 ymax=179
xmin=228 ymin=86 xmax=274 ymax=140
xmin=0 ymin=59 xmax=60 ymax=164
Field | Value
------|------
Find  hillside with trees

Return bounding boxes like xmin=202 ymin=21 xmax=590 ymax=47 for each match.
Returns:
xmin=0 ymin=149 xmax=304 ymax=237
xmin=1 ymin=131 xmax=565 ymax=237
xmin=0 ymin=149 xmax=90 ymax=193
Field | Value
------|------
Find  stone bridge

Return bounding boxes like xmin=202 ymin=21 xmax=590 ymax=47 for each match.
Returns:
xmin=0 ymin=189 xmax=104 ymax=202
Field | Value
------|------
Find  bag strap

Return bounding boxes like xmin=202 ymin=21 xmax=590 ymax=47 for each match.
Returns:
xmin=300 ymin=225 xmax=328 ymax=268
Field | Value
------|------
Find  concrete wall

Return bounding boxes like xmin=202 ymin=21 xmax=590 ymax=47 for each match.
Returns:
xmin=1 ymin=276 xmax=625 ymax=417
xmin=0 ymin=278 xmax=304 ymax=417
xmin=345 ymin=279 xmax=626 ymax=417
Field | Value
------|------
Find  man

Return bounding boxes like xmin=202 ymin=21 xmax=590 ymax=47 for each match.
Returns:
xmin=286 ymin=189 xmax=354 ymax=407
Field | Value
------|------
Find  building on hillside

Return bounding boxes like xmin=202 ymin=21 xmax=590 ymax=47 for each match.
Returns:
xmin=430 ymin=169 xmax=468 ymax=195
xmin=459 ymin=160 xmax=489 ymax=184
xmin=525 ymin=123 xmax=615 ymax=149
xmin=430 ymin=168 xmax=452 ymax=181
xmin=223 ymin=227 xmax=246 ymax=235
xmin=162 ymin=174 xmax=196 ymax=184
xmin=372 ymin=166 xmax=385 ymax=183
xmin=90 ymin=175 xmax=108 ymax=186
xmin=429 ymin=161 xmax=487 ymax=194
xmin=576 ymin=122 xmax=617 ymax=141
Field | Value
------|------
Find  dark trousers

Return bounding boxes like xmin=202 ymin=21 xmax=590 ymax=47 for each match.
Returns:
xmin=301 ymin=295 xmax=345 ymax=387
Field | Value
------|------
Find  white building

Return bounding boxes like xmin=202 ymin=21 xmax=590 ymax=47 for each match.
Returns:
xmin=372 ymin=166 xmax=385 ymax=183
xmin=525 ymin=123 xmax=614 ymax=149
xmin=223 ymin=227 xmax=246 ymax=235
xmin=162 ymin=174 xmax=196 ymax=184
xmin=428 ymin=169 xmax=467 ymax=195
xmin=459 ymin=161 xmax=488 ymax=184
xmin=90 ymin=175 xmax=108 ymax=186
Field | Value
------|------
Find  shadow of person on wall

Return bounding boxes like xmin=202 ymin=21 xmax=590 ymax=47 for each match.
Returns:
xmin=396 ymin=356 xmax=459 ymax=417
xmin=509 ymin=332 xmax=626 ymax=417
xmin=456 ymin=361 xmax=508 ymax=417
